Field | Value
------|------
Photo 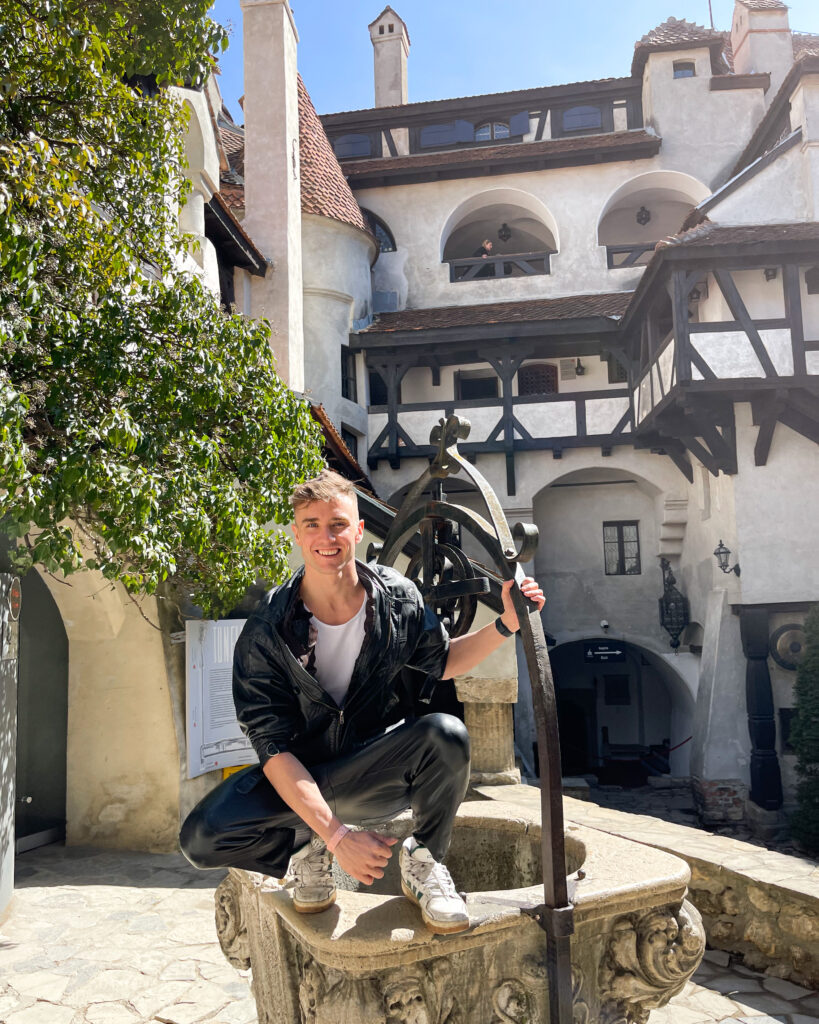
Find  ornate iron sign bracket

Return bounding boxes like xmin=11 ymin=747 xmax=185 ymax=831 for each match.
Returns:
xmin=374 ymin=415 xmax=574 ymax=1024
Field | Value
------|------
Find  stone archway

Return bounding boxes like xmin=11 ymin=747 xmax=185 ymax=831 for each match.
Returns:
xmin=547 ymin=637 xmax=695 ymax=783
xmin=440 ymin=187 xmax=559 ymax=263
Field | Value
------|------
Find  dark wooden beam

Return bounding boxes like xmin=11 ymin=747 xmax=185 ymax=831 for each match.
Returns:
xmin=783 ymin=264 xmax=807 ymax=376
xmin=671 ymin=269 xmax=692 ymax=385
xmin=754 ymin=417 xmax=777 ymax=467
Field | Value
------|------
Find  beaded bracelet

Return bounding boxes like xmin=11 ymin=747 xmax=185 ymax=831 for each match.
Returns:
xmin=327 ymin=823 xmax=352 ymax=853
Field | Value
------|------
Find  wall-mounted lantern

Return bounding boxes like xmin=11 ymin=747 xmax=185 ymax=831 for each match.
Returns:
xmin=713 ymin=539 xmax=740 ymax=577
xmin=497 ymin=223 xmax=512 ymax=242
xmin=575 ymin=358 xmax=585 ymax=376
xmin=658 ymin=558 xmax=689 ymax=650
xmin=636 ymin=206 xmax=651 ymax=226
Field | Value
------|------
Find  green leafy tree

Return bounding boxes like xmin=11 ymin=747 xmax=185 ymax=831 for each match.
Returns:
xmin=790 ymin=604 xmax=819 ymax=853
xmin=0 ymin=1 xmax=323 ymax=616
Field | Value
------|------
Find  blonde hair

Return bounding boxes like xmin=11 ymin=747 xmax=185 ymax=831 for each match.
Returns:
xmin=289 ymin=469 xmax=358 ymax=512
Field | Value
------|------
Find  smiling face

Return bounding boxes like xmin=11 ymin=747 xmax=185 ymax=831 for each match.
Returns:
xmin=291 ymin=493 xmax=364 ymax=577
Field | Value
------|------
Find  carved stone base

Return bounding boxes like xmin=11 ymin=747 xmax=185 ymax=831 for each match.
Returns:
xmin=214 ymin=803 xmax=704 ymax=1024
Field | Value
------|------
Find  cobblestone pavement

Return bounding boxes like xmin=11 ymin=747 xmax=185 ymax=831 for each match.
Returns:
xmin=1 ymin=843 xmax=816 ymax=1024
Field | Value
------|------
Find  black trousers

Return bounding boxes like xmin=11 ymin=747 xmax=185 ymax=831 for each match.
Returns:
xmin=179 ymin=713 xmax=470 ymax=877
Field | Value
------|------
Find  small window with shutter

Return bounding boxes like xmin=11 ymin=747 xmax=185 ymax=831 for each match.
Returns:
xmin=518 ymin=363 xmax=558 ymax=396
xmin=562 ymin=105 xmax=602 ymax=133
xmin=334 ymin=133 xmax=371 ymax=159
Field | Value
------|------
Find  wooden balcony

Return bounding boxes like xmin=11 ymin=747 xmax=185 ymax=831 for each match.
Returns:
xmin=367 ymin=388 xmax=632 ymax=490
xmin=447 ymin=251 xmax=551 ymax=282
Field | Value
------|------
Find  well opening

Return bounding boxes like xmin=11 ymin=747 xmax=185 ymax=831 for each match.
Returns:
xmin=332 ymin=816 xmax=584 ymax=897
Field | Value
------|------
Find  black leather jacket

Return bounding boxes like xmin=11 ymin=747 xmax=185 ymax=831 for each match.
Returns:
xmin=232 ymin=561 xmax=451 ymax=768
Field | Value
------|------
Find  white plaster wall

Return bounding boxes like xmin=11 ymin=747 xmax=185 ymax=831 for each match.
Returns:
xmin=690 ymin=587 xmax=750 ymax=785
xmin=301 ymin=213 xmax=375 ymax=434
xmin=354 ymin=156 xmax=703 ymax=312
xmin=586 ymin=396 xmax=630 ymax=435
xmin=706 ymin=146 xmax=807 ymax=225
xmin=515 ymin=402 xmax=576 ymax=438
xmin=532 ymin=475 xmax=665 ymax=645
xmin=732 ymin=403 xmax=819 ymax=604
xmin=692 ymin=328 xmax=793 ymax=378
xmin=642 ymin=49 xmax=766 ymax=187
xmin=599 ymin=200 xmax=693 ymax=245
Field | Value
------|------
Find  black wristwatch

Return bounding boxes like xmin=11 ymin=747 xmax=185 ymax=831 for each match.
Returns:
xmin=494 ymin=616 xmax=514 ymax=638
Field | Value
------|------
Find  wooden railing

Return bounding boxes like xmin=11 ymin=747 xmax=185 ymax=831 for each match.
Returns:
xmin=606 ymin=243 xmax=657 ymax=269
xmin=447 ymin=251 xmax=551 ymax=282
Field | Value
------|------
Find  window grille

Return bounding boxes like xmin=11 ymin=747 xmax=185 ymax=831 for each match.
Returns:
xmin=475 ymin=122 xmax=511 ymax=141
xmin=518 ymin=363 xmax=558 ymax=396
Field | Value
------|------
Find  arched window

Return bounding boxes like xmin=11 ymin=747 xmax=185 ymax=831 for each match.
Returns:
xmin=673 ymin=61 xmax=696 ymax=79
xmin=475 ymin=122 xmax=511 ymax=142
xmin=362 ymin=209 xmax=396 ymax=253
xmin=561 ymin=105 xmax=602 ymax=133
xmin=518 ymin=363 xmax=558 ymax=396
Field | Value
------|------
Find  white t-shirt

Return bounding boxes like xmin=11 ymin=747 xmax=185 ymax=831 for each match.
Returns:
xmin=308 ymin=598 xmax=366 ymax=707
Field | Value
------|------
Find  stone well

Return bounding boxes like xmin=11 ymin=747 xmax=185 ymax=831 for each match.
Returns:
xmin=214 ymin=800 xmax=705 ymax=1023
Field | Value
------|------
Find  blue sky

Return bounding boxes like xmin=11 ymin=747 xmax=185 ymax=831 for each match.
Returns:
xmin=209 ymin=1 xmax=819 ymax=122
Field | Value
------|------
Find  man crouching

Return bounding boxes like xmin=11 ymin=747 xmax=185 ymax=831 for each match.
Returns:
xmin=181 ymin=470 xmax=544 ymax=934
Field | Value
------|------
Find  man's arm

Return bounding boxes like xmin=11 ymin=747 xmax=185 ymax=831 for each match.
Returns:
xmin=263 ymin=752 xmax=396 ymax=884
xmin=444 ymin=577 xmax=544 ymax=679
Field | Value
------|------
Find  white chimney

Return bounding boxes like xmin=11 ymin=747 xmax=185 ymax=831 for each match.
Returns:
xmin=368 ymin=7 xmax=410 ymax=107
xmin=731 ymin=0 xmax=793 ymax=104
xmin=240 ymin=0 xmax=304 ymax=391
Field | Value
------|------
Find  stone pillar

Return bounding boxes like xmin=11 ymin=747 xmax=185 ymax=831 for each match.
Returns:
xmin=690 ymin=588 xmax=750 ymax=824
xmin=455 ymin=603 xmax=520 ymax=786
xmin=240 ymin=0 xmax=304 ymax=391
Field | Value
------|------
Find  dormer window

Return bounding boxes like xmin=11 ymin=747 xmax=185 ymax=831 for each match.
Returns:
xmin=561 ymin=105 xmax=602 ymax=133
xmin=475 ymin=122 xmax=511 ymax=142
xmin=673 ymin=61 xmax=696 ymax=78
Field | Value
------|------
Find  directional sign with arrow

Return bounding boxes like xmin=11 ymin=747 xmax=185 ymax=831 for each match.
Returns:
xmin=583 ymin=642 xmax=626 ymax=663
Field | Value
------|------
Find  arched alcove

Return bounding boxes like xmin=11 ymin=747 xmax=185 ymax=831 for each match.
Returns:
xmin=597 ymin=171 xmax=710 ymax=268
xmin=440 ymin=189 xmax=559 ymax=278
xmin=546 ymin=637 xmax=694 ymax=781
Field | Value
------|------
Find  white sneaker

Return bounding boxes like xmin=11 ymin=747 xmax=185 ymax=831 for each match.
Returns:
xmin=399 ymin=836 xmax=469 ymax=934
xmin=287 ymin=835 xmax=336 ymax=914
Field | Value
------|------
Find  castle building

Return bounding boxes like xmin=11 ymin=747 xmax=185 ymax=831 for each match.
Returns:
xmin=4 ymin=0 xmax=819 ymax=916
xmin=231 ymin=0 xmax=819 ymax=830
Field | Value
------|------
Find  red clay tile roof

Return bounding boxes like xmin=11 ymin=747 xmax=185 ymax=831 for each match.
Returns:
xmin=298 ymin=75 xmax=367 ymax=232
xmin=794 ymin=33 xmax=819 ymax=59
xmin=737 ymin=0 xmax=786 ymax=9
xmin=360 ymin=293 xmax=633 ymax=334
xmin=219 ymin=180 xmax=245 ymax=213
xmin=632 ymin=18 xmax=728 ymax=75
xmin=658 ymin=220 xmax=819 ymax=249
xmin=343 ymin=129 xmax=659 ymax=183
xmin=310 ymin=404 xmax=376 ymax=494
